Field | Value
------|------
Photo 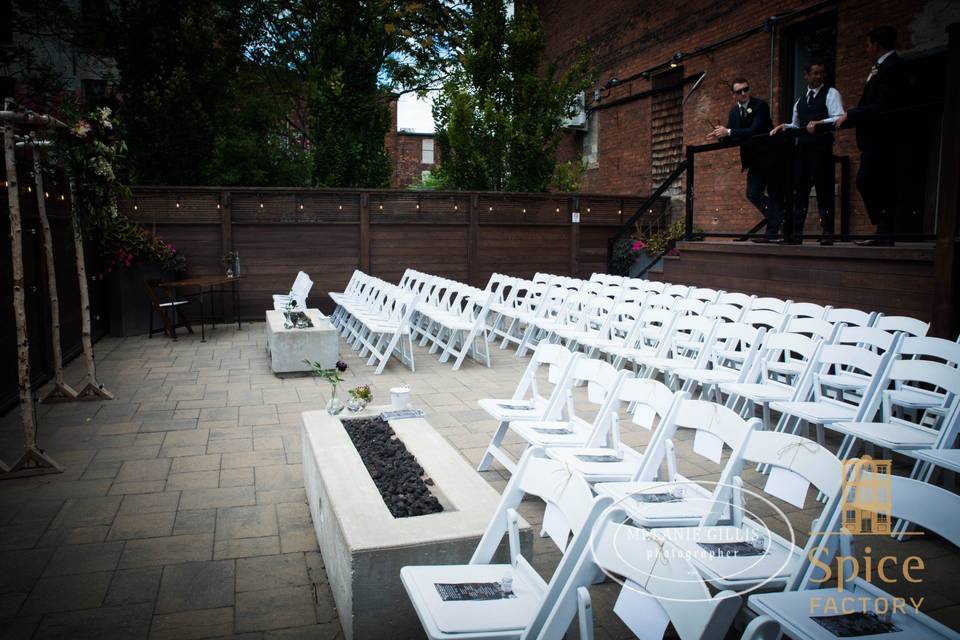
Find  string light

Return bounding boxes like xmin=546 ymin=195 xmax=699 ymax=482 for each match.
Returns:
xmin=488 ymin=206 xmax=493 ymax=212
xmin=555 ymin=207 xmax=560 ymax=213
xmin=133 ymin=199 xmax=139 ymax=211
xmin=586 ymin=207 xmax=590 ymax=213
xmin=26 ymin=185 xmax=32 ymax=193
xmin=522 ymin=208 xmax=527 ymax=214
xmin=453 ymin=204 xmax=458 ymax=211
xmin=44 ymin=191 xmax=49 ymax=198
xmin=379 ymin=202 xmax=383 ymax=210
xmin=59 ymin=194 xmax=65 ymax=201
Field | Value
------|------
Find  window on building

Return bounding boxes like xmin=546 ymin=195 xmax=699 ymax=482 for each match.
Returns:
xmin=421 ymin=138 xmax=434 ymax=165
xmin=0 ymin=0 xmax=12 ymax=45
xmin=845 ymin=509 xmax=856 ymax=523
xmin=81 ymin=79 xmax=107 ymax=107
xmin=877 ymin=512 xmax=888 ymax=524
xmin=582 ymin=111 xmax=598 ymax=168
xmin=779 ymin=12 xmax=837 ymax=122
xmin=650 ymin=67 xmax=684 ymax=196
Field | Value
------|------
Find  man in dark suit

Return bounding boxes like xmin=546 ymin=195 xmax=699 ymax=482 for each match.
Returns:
xmin=709 ymin=78 xmax=784 ymax=242
xmin=771 ymin=61 xmax=846 ymax=245
xmin=835 ymin=25 xmax=908 ymax=246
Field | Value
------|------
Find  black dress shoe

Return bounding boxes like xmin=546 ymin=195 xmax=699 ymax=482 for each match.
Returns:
xmin=750 ymin=237 xmax=773 ymax=244
xmin=819 ymin=235 xmax=834 ymax=246
xmin=855 ymin=239 xmax=895 ymax=247
xmin=777 ymin=239 xmax=802 ymax=245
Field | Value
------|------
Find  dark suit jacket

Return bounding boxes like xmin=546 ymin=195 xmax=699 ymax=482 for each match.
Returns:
xmin=726 ymin=97 xmax=774 ymax=170
xmin=845 ymin=52 xmax=907 ymax=152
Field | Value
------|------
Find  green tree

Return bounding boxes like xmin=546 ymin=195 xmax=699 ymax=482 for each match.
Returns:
xmin=432 ymin=1 xmax=591 ymax=192
xmin=112 ymin=0 xmax=246 ymax=185
xmin=243 ymin=0 xmax=467 ymax=188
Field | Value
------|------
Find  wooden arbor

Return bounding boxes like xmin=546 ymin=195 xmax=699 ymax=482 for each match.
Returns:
xmin=1 ymin=104 xmax=113 ymax=479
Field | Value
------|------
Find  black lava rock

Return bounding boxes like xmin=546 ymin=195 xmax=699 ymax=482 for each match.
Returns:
xmin=342 ymin=417 xmax=444 ymax=518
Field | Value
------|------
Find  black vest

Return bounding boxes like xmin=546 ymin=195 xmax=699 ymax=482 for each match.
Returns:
xmin=797 ymin=87 xmax=833 ymax=146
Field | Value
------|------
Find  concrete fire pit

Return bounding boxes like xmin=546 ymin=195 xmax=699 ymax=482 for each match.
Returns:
xmin=265 ymin=308 xmax=338 ymax=374
xmin=301 ymin=408 xmax=533 ymax=640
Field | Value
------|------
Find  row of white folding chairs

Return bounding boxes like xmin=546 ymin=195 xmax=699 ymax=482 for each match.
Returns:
xmin=397 ymin=269 xmax=494 ymax=370
xmin=461 ymin=342 xmax=960 ymax=638
xmin=498 ymin=270 xmax=931 ymax=352
xmin=328 ymin=270 xmax=418 ymax=374
xmin=404 ymin=363 xmax=958 ymax=637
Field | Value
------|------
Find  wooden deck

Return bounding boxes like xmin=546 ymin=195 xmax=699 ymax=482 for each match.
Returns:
xmin=653 ymin=239 xmax=937 ymax=322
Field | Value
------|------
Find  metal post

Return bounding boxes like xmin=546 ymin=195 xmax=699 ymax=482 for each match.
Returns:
xmin=684 ymin=146 xmax=695 ymax=240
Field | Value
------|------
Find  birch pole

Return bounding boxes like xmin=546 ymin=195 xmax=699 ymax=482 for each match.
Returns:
xmin=1 ymin=118 xmax=63 ymax=478
xmin=70 ymin=178 xmax=113 ymax=401
xmin=31 ymin=142 xmax=78 ymax=402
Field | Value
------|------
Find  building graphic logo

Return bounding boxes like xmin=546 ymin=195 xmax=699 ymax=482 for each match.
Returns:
xmin=840 ymin=456 xmax=892 ymax=535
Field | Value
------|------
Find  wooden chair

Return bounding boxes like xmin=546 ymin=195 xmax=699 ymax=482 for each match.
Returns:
xmin=144 ymin=279 xmax=193 ymax=339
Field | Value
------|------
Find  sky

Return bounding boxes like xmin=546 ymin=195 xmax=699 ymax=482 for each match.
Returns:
xmin=397 ymin=91 xmax=437 ymax=134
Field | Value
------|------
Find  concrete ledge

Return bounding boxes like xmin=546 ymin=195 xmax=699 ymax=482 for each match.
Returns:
xmin=301 ymin=407 xmax=533 ymax=640
xmin=265 ymin=309 xmax=338 ymax=374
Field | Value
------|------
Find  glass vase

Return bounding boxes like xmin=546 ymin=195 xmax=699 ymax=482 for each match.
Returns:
xmin=326 ymin=385 xmax=344 ymax=415
xmin=347 ymin=397 xmax=367 ymax=413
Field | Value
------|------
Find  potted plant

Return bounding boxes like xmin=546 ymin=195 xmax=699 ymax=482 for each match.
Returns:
xmin=346 ymin=385 xmax=372 ymax=413
xmin=221 ymin=251 xmax=240 ymax=278
xmin=305 ymin=359 xmax=348 ymax=415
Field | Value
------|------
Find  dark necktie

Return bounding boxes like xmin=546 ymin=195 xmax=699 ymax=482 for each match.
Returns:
xmin=807 ymin=89 xmax=815 ymax=106
xmin=740 ymin=105 xmax=747 ymax=121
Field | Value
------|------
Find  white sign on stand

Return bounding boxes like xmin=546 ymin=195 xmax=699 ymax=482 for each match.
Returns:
xmin=571 ymin=211 xmax=581 ymax=223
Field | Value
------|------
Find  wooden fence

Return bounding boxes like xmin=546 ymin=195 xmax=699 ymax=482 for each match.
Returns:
xmin=1 ymin=187 xmax=664 ymax=411
xmin=122 ymin=188 xmax=666 ymax=318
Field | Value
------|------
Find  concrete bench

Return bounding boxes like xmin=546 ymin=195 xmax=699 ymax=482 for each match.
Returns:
xmin=301 ymin=408 xmax=533 ymax=640
xmin=265 ymin=309 xmax=338 ymax=374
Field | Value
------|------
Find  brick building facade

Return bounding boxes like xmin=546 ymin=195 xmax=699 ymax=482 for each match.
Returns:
xmin=385 ymin=100 xmax=437 ymax=188
xmin=536 ymin=0 xmax=957 ymax=235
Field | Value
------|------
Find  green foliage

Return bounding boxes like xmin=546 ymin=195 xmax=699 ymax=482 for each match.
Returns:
xmin=550 ymin=160 xmax=587 ymax=192
xmin=433 ymin=1 xmax=592 ymax=192
xmin=408 ymin=170 xmax=449 ymax=191
xmin=112 ymin=1 xmax=246 ymax=185
xmin=53 ymin=106 xmax=181 ymax=273
xmin=244 ymin=0 xmax=468 ymax=188
xmin=206 ymin=69 xmax=312 ymax=187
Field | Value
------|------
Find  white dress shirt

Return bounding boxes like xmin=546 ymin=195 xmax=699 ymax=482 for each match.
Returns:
xmin=786 ymin=85 xmax=845 ymax=128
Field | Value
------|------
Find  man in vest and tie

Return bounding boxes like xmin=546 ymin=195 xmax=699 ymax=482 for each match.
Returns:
xmin=835 ymin=25 xmax=908 ymax=246
xmin=709 ymin=77 xmax=785 ymax=242
xmin=771 ymin=60 xmax=845 ymax=245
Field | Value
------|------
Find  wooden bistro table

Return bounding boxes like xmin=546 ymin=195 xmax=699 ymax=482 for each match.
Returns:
xmin=159 ymin=275 xmax=242 ymax=342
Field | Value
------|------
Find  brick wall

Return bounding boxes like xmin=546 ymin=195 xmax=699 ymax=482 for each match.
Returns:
xmin=385 ymin=100 xmax=437 ymax=188
xmin=536 ymin=0 xmax=954 ymax=235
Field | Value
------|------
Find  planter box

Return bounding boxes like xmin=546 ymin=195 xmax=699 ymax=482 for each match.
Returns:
xmin=265 ymin=309 xmax=338 ymax=374
xmin=629 ymin=251 xmax=664 ymax=276
xmin=301 ymin=408 xmax=533 ymax=640
xmin=106 ymin=264 xmax=165 ymax=337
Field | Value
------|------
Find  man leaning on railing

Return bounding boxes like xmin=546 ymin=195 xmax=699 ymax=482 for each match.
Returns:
xmin=770 ymin=60 xmax=845 ymax=246
xmin=707 ymin=78 xmax=786 ymax=244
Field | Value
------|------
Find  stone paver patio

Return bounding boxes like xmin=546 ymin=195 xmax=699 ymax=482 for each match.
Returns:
xmin=1 ymin=321 xmax=957 ymax=639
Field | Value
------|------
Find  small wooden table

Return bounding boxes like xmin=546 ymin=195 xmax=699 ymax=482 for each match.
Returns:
xmin=159 ymin=275 xmax=242 ymax=342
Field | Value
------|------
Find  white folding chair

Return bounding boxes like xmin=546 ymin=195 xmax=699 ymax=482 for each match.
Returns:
xmin=749 ymin=465 xmax=960 ymax=640
xmin=273 ymin=270 xmax=313 ymax=311
xmin=531 ymin=507 xmax=744 ymax=640
xmin=875 ymin=314 xmax=930 ymax=337
xmin=544 ymin=379 xmax=686 ymax=483
xmin=400 ymin=448 xmax=612 ymax=640
xmin=651 ymin=431 xmax=845 ymax=592
xmin=478 ymin=343 xmax=580 ymax=473
xmin=594 ymin=398 xmax=760 ymax=528
xmin=824 ymin=307 xmax=876 ymax=328
xmin=674 ymin=323 xmax=767 ymax=401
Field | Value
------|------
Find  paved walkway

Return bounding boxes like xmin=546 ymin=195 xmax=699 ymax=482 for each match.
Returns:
xmin=0 ymin=322 xmax=957 ymax=639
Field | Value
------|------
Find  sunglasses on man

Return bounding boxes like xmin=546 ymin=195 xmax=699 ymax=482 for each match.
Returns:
xmin=733 ymin=87 xmax=750 ymax=94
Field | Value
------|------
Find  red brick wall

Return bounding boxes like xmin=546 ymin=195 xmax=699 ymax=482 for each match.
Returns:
xmin=385 ymin=100 xmax=437 ymax=188
xmin=537 ymin=0 xmax=948 ymax=235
